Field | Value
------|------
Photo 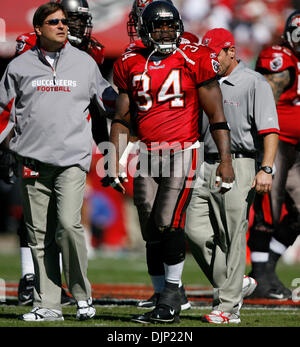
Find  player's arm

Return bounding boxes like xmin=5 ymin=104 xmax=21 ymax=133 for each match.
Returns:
xmin=263 ymin=69 xmax=291 ymax=104
xmin=89 ymin=103 xmax=109 ymax=145
xmin=0 ymin=67 xmax=18 ymax=184
xmin=108 ymin=92 xmax=131 ymax=194
xmin=0 ymin=67 xmax=16 ymax=144
xmin=198 ymin=79 xmax=235 ymax=190
xmin=0 ymin=129 xmax=18 ymax=184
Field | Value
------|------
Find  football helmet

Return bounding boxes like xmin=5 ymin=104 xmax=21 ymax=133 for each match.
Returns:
xmin=127 ymin=0 xmax=173 ymax=41
xmin=283 ymin=10 xmax=300 ymax=57
xmin=139 ymin=0 xmax=183 ymax=54
xmin=53 ymin=0 xmax=93 ymax=46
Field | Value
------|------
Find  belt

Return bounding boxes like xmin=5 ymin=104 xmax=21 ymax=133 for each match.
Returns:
xmin=16 ymin=155 xmax=40 ymax=171
xmin=204 ymin=151 xmax=257 ymax=162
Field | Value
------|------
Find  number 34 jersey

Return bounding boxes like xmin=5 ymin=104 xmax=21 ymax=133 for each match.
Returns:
xmin=113 ymin=43 xmax=219 ymax=150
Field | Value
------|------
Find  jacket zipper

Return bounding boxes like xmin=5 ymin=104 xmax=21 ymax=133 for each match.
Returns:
xmin=52 ymin=53 xmax=60 ymax=83
xmin=39 ymin=48 xmax=60 ymax=83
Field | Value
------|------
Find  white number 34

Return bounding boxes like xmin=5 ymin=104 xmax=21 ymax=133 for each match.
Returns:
xmin=132 ymin=69 xmax=185 ymax=111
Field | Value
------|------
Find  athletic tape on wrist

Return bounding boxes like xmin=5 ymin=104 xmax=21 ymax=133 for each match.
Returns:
xmin=216 ymin=176 xmax=234 ymax=189
xmin=221 ymin=182 xmax=233 ymax=189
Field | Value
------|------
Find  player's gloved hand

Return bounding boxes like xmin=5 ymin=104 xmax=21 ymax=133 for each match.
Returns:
xmin=100 ymin=175 xmax=111 ymax=187
xmin=0 ymin=148 xmax=18 ymax=184
xmin=101 ymin=172 xmax=128 ymax=194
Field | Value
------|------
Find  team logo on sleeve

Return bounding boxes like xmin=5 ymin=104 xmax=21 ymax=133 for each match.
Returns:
xmin=211 ymin=59 xmax=220 ymax=73
xmin=270 ymin=56 xmax=283 ymax=71
xmin=16 ymin=42 xmax=26 ymax=53
xmin=202 ymin=38 xmax=211 ymax=46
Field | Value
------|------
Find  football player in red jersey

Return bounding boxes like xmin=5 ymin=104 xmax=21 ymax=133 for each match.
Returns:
xmin=122 ymin=0 xmax=200 ymax=319
xmin=15 ymin=0 xmax=111 ymax=306
xmin=248 ymin=10 xmax=300 ymax=299
xmin=110 ymin=1 xmax=234 ymax=324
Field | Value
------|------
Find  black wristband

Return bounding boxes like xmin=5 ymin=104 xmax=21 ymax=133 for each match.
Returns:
xmin=209 ymin=122 xmax=231 ymax=132
xmin=111 ymin=118 xmax=130 ymax=129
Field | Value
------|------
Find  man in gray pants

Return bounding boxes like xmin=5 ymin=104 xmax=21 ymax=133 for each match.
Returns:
xmin=0 ymin=2 xmax=117 ymax=321
xmin=185 ymin=28 xmax=279 ymax=324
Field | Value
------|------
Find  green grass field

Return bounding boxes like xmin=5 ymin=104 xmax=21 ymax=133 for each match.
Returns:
xmin=0 ymin=248 xmax=300 ymax=329
xmin=1 ymin=305 xmax=300 ymax=328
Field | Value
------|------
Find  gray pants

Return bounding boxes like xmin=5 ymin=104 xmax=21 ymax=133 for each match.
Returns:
xmin=20 ymin=163 xmax=91 ymax=310
xmin=185 ymin=158 xmax=256 ymax=313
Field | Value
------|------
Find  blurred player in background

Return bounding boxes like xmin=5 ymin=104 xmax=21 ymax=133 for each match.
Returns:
xmin=248 ymin=10 xmax=300 ymax=299
xmin=14 ymin=0 xmax=109 ymax=307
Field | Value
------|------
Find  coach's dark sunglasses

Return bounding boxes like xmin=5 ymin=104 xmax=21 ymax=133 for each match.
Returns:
xmin=44 ymin=18 xmax=68 ymax=26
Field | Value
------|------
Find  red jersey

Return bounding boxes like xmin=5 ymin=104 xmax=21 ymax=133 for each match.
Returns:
xmin=114 ymin=42 xmax=218 ymax=150
xmin=256 ymin=45 xmax=300 ymax=145
xmin=15 ymin=32 xmax=105 ymax=66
